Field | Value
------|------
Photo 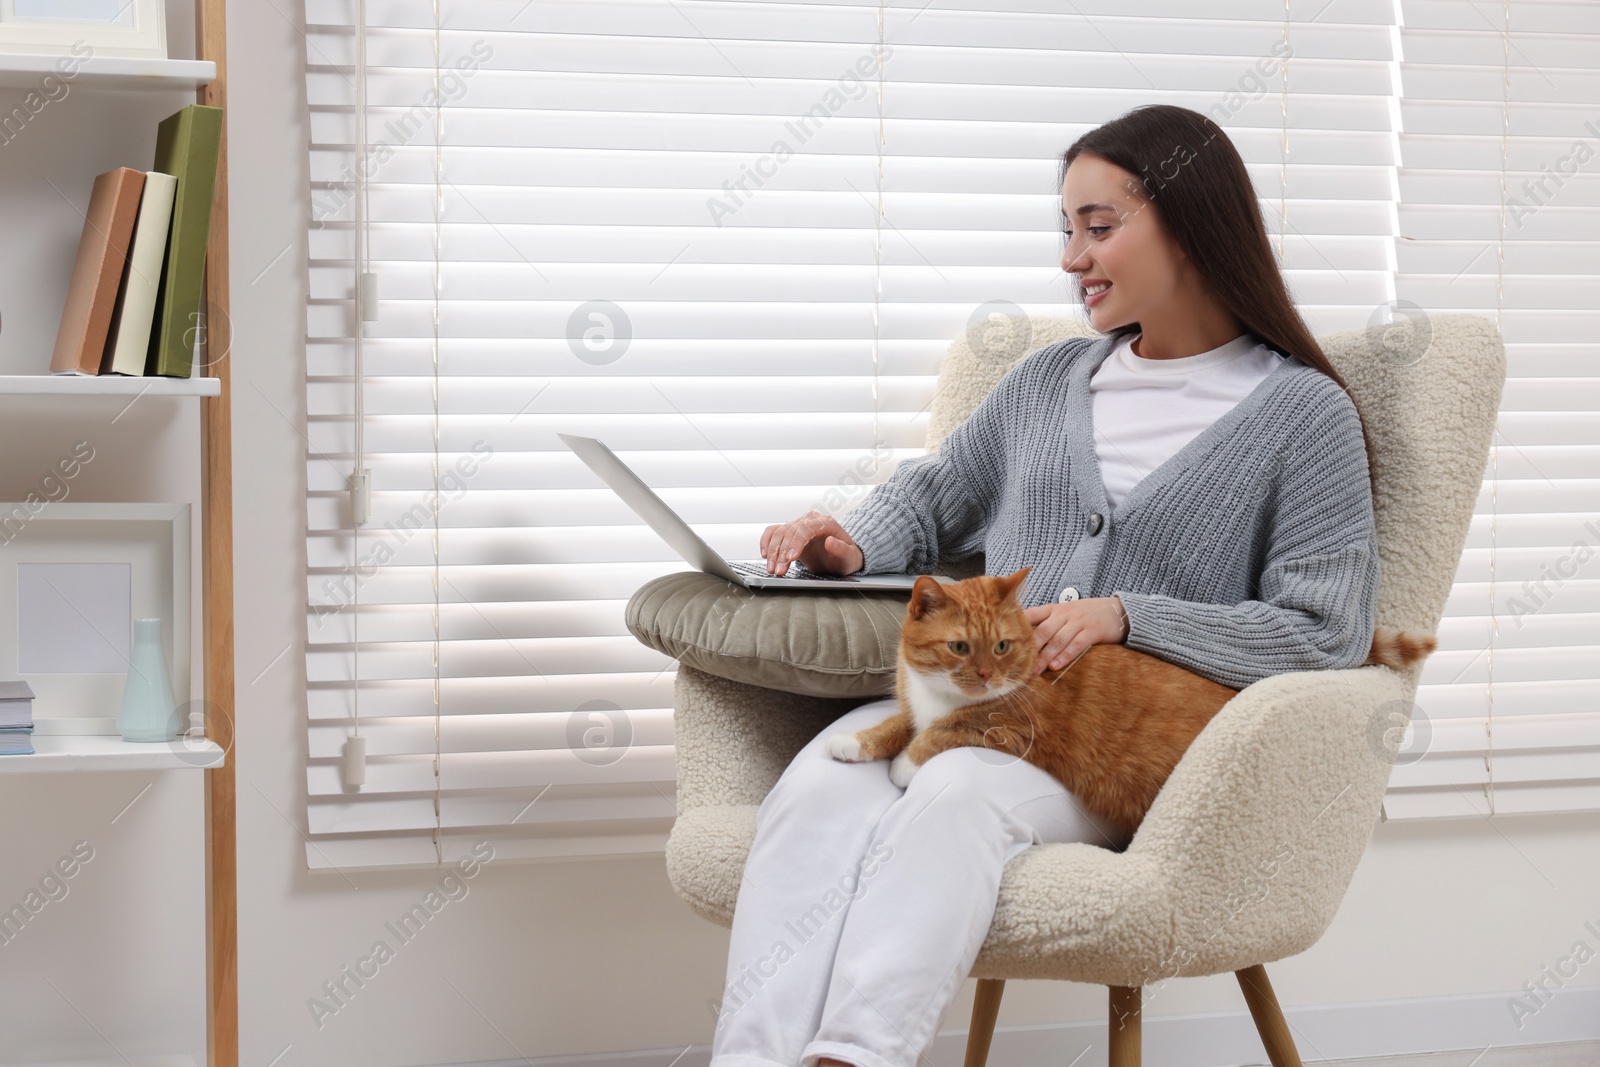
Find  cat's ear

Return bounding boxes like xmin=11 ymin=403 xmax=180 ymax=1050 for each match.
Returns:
xmin=994 ymin=566 xmax=1031 ymax=603
xmin=907 ymin=575 xmax=950 ymax=622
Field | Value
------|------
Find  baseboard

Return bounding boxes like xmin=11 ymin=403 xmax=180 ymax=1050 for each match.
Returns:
xmin=430 ymin=981 xmax=1600 ymax=1067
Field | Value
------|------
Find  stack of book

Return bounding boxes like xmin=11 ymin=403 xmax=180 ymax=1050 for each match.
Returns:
xmin=48 ymin=103 xmax=224 ymax=380
xmin=0 ymin=681 xmax=35 ymax=756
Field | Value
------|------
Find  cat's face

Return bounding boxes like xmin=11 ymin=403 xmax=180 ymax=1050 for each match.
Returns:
xmin=901 ymin=568 xmax=1035 ymax=700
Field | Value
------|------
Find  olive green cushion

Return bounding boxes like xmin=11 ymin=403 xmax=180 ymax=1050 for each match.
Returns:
xmin=624 ymin=570 xmax=920 ymax=699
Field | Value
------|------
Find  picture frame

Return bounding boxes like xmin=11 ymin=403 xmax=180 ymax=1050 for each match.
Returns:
xmin=0 ymin=0 xmax=167 ymax=60
xmin=0 ymin=501 xmax=190 ymax=733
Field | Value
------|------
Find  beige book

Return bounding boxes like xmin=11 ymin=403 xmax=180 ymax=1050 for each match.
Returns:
xmin=103 ymin=171 xmax=179 ymax=375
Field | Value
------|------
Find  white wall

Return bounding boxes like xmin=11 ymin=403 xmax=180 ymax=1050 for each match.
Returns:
xmin=2 ymin=1 xmax=1597 ymax=1064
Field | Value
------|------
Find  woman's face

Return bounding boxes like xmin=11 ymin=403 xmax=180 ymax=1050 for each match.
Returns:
xmin=1058 ymin=153 xmax=1188 ymax=334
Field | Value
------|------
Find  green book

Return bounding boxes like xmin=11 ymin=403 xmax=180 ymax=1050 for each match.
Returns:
xmin=147 ymin=104 xmax=223 ymax=378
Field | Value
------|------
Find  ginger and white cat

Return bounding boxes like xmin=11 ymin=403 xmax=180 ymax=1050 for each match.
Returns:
xmin=826 ymin=566 xmax=1435 ymax=838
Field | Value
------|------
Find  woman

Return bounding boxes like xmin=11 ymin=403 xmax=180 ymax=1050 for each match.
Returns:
xmin=709 ymin=104 xmax=1379 ymax=1067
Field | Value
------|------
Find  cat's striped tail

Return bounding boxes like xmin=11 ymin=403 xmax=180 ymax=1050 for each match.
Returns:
xmin=1363 ymin=626 xmax=1438 ymax=670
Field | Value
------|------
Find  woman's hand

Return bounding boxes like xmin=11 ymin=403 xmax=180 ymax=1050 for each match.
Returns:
xmin=1022 ymin=596 xmax=1129 ymax=675
xmin=759 ymin=510 xmax=865 ymax=577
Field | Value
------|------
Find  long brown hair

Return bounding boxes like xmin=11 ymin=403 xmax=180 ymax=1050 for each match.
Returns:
xmin=1058 ymin=104 xmax=1377 ymax=497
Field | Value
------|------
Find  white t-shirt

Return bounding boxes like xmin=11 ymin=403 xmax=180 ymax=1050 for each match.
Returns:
xmin=1088 ymin=331 xmax=1285 ymax=511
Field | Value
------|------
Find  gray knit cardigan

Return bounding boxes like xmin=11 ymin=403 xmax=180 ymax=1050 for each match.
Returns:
xmin=838 ymin=333 xmax=1380 ymax=690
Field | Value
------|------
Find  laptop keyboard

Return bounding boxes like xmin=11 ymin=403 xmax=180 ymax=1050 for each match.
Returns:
xmin=727 ymin=559 xmax=852 ymax=582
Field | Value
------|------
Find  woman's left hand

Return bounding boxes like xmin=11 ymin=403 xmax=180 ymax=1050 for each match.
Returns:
xmin=1022 ymin=596 xmax=1129 ymax=675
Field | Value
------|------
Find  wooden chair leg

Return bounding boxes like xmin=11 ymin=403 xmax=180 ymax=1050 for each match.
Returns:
xmin=1108 ymin=985 xmax=1141 ymax=1067
xmin=1235 ymin=964 xmax=1304 ymax=1067
xmin=961 ymin=978 xmax=1005 ymax=1067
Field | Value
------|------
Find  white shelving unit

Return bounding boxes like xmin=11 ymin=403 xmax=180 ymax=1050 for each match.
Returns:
xmin=0 ymin=55 xmax=213 ymax=91
xmin=0 ymin=734 xmax=224 ymax=773
xmin=0 ymin=6 xmax=238 ymax=1061
xmin=0 ymin=375 xmax=221 ymax=395
xmin=10 ymin=1056 xmax=198 ymax=1067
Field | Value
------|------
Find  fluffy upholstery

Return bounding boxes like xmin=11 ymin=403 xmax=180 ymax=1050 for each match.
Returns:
xmin=650 ymin=313 xmax=1505 ymax=987
xmin=926 ymin=314 xmax=1093 ymax=452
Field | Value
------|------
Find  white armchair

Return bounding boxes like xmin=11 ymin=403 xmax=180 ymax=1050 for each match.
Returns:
xmin=647 ymin=313 xmax=1505 ymax=1063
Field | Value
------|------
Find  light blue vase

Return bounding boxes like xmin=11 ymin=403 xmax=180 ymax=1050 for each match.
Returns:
xmin=117 ymin=618 xmax=180 ymax=743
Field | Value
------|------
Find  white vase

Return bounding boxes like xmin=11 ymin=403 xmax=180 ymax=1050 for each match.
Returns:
xmin=117 ymin=617 xmax=179 ymax=743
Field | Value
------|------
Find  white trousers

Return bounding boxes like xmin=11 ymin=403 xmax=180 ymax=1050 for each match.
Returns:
xmin=708 ymin=696 xmax=1132 ymax=1067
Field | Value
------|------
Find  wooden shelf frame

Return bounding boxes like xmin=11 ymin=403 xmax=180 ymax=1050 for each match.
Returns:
xmin=196 ymin=1 xmax=238 ymax=1064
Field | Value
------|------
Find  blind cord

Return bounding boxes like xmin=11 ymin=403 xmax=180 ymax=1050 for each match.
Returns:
xmin=872 ymin=0 xmax=884 ymax=474
xmin=342 ymin=0 xmax=370 ymax=792
xmin=430 ymin=0 xmax=445 ymax=864
xmin=353 ymin=0 xmax=368 ymax=477
xmin=352 ymin=0 xmax=375 ymax=497
xmin=1277 ymin=1 xmax=1288 ymax=266
xmin=1485 ymin=0 xmax=1509 ymax=814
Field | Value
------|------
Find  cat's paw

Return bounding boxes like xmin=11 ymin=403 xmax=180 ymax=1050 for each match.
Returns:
xmin=827 ymin=732 xmax=866 ymax=762
xmin=888 ymin=750 xmax=920 ymax=788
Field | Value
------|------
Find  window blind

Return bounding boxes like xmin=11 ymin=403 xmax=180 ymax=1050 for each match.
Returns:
xmin=300 ymin=0 xmax=1517 ymax=871
xmin=1379 ymin=0 xmax=1600 ymax=820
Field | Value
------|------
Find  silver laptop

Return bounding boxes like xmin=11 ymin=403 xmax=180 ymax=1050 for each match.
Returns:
xmin=557 ymin=432 xmax=950 ymax=591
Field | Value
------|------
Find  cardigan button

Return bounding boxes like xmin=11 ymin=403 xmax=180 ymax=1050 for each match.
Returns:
xmin=1088 ymin=512 xmax=1104 ymax=535
xmin=1059 ymin=586 xmax=1080 ymax=602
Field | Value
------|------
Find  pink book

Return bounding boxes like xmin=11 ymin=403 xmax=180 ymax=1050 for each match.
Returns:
xmin=49 ymin=167 xmax=147 ymax=375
